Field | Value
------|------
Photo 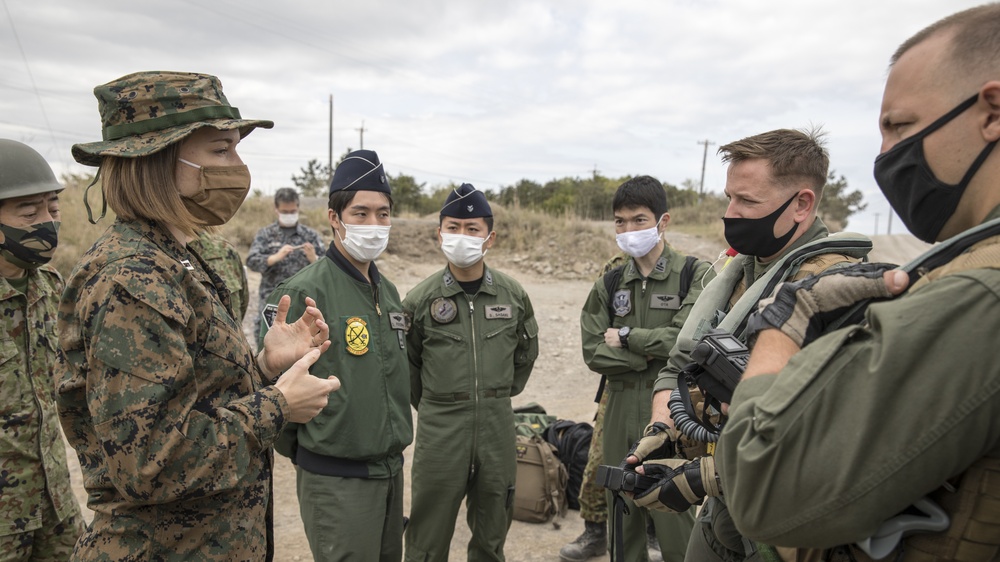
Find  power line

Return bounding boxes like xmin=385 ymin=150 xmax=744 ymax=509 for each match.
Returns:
xmin=3 ymin=0 xmax=60 ymax=161
xmin=697 ymin=139 xmax=715 ymax=197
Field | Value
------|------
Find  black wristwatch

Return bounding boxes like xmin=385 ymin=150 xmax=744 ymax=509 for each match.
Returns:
xmin=618 ymin=326 xmax=631 ymax=349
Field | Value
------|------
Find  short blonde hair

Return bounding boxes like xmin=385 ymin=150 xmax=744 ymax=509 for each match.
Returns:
xmin=100 ymin=144 xmax=202 ymax=238
xmin=718 ymin=128 xmax=829 ymax=197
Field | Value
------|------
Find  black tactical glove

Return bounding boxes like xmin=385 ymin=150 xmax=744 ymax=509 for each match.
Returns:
xmin=625 ymin=421 xmax=678 ymax=464
xmin=633 ymin=456 xmax=721 ymax=513
xmin=746 ymin=262 xmax=900 ymax=348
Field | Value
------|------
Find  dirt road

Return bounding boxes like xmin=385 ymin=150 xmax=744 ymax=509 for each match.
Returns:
xmin=63 ymin=228 xmax=932 ymax=561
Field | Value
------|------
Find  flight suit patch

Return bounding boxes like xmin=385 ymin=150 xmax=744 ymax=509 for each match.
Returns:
xmin=261 ymin=303 xmax=279 ymax=329
xmin=389 ymin=312 xmax=407 ymax=331
xmin=485 ymin=305 xmax=512 ymax=319
xmin=613 ymin=289 xmax=632 ymax=317
xmin=430 ymin=297 xmax=457 ymax=324
xmin=389 ymin=312 xmax=408 ymax=349
xmin=650 ymin=293 xmax=682 ymax=310
xmin=345 ymin=316 xmax=370 ymax=356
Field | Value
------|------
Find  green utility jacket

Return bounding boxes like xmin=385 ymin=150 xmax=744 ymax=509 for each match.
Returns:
xmin=58 ymin=219 xmax=284 ymax=561
xmin=717 ymin=205 xmax=1000 ymax=548
xmin=403 ymin=265 xmax=538 ymax=407
xmin=580 ymin=244 xmax=715 ymax=382
xmin=263 ymin=246 xmax=413 ymax=478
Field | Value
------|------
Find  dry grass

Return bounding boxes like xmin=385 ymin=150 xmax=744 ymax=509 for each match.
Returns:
xmin=51 ymin=175 xmax=724 ymax=281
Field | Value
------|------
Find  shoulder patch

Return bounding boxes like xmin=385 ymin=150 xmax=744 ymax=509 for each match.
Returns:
xmin=613 ymin=289 xmax=632 ymax=317
xmin=261 ymin=303 xmax=279 ymax=329
xmin=430 ymin=297 xmax=458 ymax=324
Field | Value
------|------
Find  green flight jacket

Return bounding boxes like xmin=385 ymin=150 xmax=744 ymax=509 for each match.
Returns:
xmin=262 ymin=246 xmax=413 ymax=479
xmin=717 ymin=205 xmax=1000 ymax=548
xmin=402 ymin=264 xmax=539 ymax=408
xmin=581 ymin=244 xmax=715 ymax=383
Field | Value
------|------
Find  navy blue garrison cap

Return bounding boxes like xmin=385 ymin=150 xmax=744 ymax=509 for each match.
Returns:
xmin=440 ymin=183 xmax=492 ymax=219
xmin=329 ymin=149 xmax=391 ymax=195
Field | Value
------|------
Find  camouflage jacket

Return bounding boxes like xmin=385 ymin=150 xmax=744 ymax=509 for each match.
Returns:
xmin=0 ymin=265 xmax=78 ymax=536
xmin=245 ymin=222 xmax=325 ymax=305
xmin=189 ymin=232 xmax=249 ymax=321
xmin=57 ymin=218 xmax=288 ymax=561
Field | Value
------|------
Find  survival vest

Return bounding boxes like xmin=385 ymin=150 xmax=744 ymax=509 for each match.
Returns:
xmin=677 ymin=231 xmax=873 ymax=352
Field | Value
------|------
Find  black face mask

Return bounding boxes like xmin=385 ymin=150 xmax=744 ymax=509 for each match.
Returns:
xmin=723 ymin=192 xmax=798 ymax=258
xmin=874 ymin=93 xmax=997 ymax=243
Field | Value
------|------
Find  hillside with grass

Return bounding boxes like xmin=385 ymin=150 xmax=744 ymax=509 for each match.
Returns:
xmin=52 ymin=176 xmax=731 ymax=281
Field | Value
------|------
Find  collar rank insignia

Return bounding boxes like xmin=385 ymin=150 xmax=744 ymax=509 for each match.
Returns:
xmin=345 ymin=316 xmax=370 ymax=356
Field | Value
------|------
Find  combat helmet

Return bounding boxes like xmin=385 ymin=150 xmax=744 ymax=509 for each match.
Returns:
xmin=0 ymin=139 xmax=61 ymax=201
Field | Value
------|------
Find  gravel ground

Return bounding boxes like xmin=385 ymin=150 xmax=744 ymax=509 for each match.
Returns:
xmin=64 ymin=226 xmax=931 ymax=561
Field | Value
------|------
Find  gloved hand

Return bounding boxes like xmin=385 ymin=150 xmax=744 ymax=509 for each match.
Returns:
xmin=625 ymin=422 xmax=678 ymax=465
xmin=633 ymin=456 xmax=721 ymax=513
xmin=745 ymin=262 xmax=900 ymax=349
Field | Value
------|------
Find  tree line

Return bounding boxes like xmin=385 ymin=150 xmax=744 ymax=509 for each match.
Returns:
xmin=290 ymin=155 xmax=866 ymax=228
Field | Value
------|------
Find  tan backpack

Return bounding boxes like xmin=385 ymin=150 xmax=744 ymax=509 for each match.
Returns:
xmin=513 ymin=430 xmax=568 ymax=523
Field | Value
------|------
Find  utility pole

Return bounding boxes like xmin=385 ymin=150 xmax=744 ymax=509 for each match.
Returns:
xmin=328 ymin=95 xmax=333 ymax=173
xmin=697 ymin=139 xmax=715 ymax=198
xmin=356 ymin=120 xmax=366 ymax=150
xmin=874 ymin=213 xmax=880 ymax=236
xmin=887 ymin=211 xmax=893 ymax=235
xmin=592 ymin=164 xmax=600 ymax=179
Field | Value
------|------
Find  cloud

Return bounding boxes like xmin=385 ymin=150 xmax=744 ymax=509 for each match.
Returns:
xmin=0 ymin=0 xmax=986 ymax=233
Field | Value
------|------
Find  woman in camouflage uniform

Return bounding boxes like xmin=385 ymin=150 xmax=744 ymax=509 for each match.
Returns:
xmin=56 ymin=71 xmax=340 ymax=561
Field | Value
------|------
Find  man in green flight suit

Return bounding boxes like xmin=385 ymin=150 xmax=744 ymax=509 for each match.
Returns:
xmin=0 ymin=140 xmax=84 ymax=561
xmin=623 ymin=128 xmax=871 ymax=562
xmin=716 ymin=5 xmax=1000 ymax=560
xmin=403 ymin=183 xmax=539 ymax=561
xmin=261 ymin=149 xmax=413 ymax=562
xmin=580 ymin=175 xmax=716 ymax=561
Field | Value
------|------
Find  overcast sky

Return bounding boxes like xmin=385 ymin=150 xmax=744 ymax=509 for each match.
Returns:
xmin=0 ymin=0 xmax=986 ymax=235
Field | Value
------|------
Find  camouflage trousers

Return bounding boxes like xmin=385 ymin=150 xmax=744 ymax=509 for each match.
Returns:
xmin=577 ymin=384 xmax=609 ymax=523
xmin=0 ymin=496 xmax=84 ymax=562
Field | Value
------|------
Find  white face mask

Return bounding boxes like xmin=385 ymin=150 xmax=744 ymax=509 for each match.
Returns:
xmin=441 ymin=233 xmax=488 ymax=268
xmin=338 ymin=221 xmax=390 ymax=262
xmin=616 ymin=222 xmax=662 ymax=258
xmin=277 ymin=212 xmax=299 ymax=227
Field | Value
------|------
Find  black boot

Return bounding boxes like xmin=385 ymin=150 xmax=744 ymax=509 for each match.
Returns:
xmin=559 ymin=520 xmax=608 ymax=562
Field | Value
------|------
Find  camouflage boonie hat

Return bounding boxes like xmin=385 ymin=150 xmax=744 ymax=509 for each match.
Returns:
xmin=71 ymin=71 xmax=274 ymax=167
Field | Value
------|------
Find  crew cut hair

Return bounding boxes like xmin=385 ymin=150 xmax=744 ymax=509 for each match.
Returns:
xmin=100 ymin=144 xmax=204 ymax=238
xmin=612 ymin=175 xmax=668 ymax=219
xmin=274 ymin=187 xmax=299 ymax=207
xmin=718 ymin=128 xmax=830 ymax=197
xmin=891 ymin=3 xmax=1000 ymax=87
